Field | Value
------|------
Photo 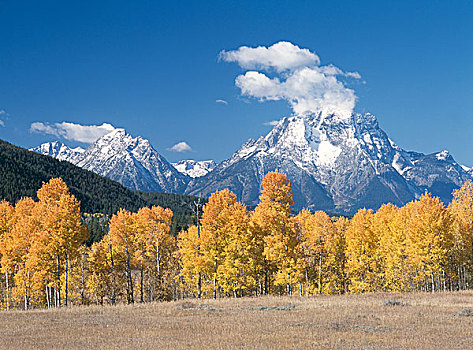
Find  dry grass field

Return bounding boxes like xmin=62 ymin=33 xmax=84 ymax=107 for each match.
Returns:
xmin=1 ymin=292 xmax=473 ymax=349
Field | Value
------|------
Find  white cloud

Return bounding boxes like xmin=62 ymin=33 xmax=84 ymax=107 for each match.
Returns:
xmin=30 ymin=121 xmax=116 ymax=143
xmin=264 ymin=120 xmax=280 ymax=126
xmin=167 ymin=141 xmax=192 ymax=153
xmin=0 ymin=109 xmax=8 ymax=126
xmin=219 ymin=41 xmax=319 ymax=73
xmin=221 ymin=41 xmax=361 ymax=119
xmin=216 ymin=99 xmax=228 ymax=105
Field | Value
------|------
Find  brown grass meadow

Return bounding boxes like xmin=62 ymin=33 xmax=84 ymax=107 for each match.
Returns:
xmin=0 ymin=291 xmax=472 ymax=349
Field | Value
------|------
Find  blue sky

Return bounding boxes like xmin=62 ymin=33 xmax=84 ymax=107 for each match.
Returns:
xmin=0 ymin=0 xmax=472 ymax=164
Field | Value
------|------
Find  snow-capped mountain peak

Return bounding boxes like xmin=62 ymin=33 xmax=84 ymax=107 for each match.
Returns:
xmin=186 ymin=111 xmax=473 ymax=213
xmin=31 ymin=128 xmax=189 ymax=193
xmin=30 ymin=141 xmax=85 ymax=163
xmin=172 ymin=160 xmax=216 ymax=178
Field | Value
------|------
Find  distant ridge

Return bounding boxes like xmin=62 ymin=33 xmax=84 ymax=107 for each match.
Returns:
xmin=32 ymin=128 xmax=189 ymax=193
xmin=0 ymin=139 xmax=203 ymax=230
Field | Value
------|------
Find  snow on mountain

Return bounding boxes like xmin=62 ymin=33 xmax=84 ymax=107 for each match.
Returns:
xmin=172 ymin=160 xmax=216 ymax=178
xmin=31 ymin=129 xmax=189 ymax=193
xmin=186 ymin=112 xmax=473 ymax=213
xmin=31 ymin=113 xmax=473 ymax=213
xmin=30 ymin=141 xmax=85 ymax=163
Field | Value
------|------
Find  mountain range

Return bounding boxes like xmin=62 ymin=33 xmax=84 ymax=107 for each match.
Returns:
xmin=31 ymin=112 xmax=472 ymax=214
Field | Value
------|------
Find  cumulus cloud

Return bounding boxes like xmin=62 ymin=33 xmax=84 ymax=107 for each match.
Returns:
xmin=219 ymin=41 xmax=319 ymax=73
xmin=264 ymin=120 xmax=280 ymax=126
xmin=30 ymin=121 xmax=116 ymax=143
xmin=0 ymin=109 xmax=8 ymax=126
xmin=220 ymin=41 xmax=361 ymax=118
xmin=167 ymin=141 xmax=192 ymax=153
xmin=216 ymin=99 xmax=228 ymax=105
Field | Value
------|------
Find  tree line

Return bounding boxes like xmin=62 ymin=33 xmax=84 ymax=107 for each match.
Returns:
xmin=1 ymin=172 xmax=473 ymax=309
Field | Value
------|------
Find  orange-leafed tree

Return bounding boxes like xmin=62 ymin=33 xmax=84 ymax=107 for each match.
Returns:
xmin=177 ymin=225 xmax=208 ymax=297
xmin=0 ymin=200 xmax=14 ymax=309
xmin=199 ymin=189 xmax=254 ymax=298
xmin=218 ymin=201 xmax=254 ymax=297
xmin=37 ymin=178 xmax=89 ymax=307
xmin=3 ymin=198 xmax=39 ymax=309
xmin=135 ymin=206 xmax=174 ymax=301
xmin=251 ymin=171 xmax=299 ymax=295
xmin=108 ymin=209 xmax=136 ymax=304
xmin=448 ymin=181 xmax=473 ymax=289
xmin=200 ymin=189 xmax=239 ymax=298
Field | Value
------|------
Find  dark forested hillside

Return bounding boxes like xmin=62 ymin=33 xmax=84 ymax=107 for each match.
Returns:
xmin=0 ymin=139 xmax=203 ymax=237
xmin=0 ymin=139 xmax=148 ymax=213
xmin=137 ymin=191 xmax=207 ymax=234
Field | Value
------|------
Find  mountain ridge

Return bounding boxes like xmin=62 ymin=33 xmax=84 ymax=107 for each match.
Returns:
xmin=31 ymin=112 xmax=472 ymax=214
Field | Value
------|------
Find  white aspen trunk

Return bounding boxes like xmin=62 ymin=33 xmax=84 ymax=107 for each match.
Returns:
xmin=140 ymin=262 xmax=144 ymax=303
xmin=56 ymin=255 xmax=61 ymax=306
xmin=156 ymin=240 xmax=161 ymax=289
xmin=213 ymin=259 xmax=217 ymax=300
xmin=108 ymin=234 xmax=116 ymax=305
xmin=46 ymin=285 xmax=50 ymax=309
xmin=5 ymin=271 xmax=9 ymax=311
xmin=65 ymin=253 xmax=68 ymax=307
xmin=318 ymin=253 xmax=322 ymax=294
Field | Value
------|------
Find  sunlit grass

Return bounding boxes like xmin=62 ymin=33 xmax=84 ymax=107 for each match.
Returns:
xmin=1 ymin=291 xmax=473 ymax=349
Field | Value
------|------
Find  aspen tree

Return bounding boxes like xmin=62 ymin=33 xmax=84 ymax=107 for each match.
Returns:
xmin=345 ymin=209 xmax=379 ymax=293
xmin=108 ymin=209 xmax=136 ymax=304
xmin=371 ymin=204 xmax=407 ymax=292
xmin=4 ymin=198 xmax=38 ymax=309
xmin=177 ymin=225 xmax=209 ymax=297
xmin=200 ymin=189 xmax=238 ymax=299
xmin=135 ymin=206 xmax=173 ymax=301
xmin=295 ymin=210 xmax=336 ymax=295
xmin=252 ymin=171 xmax=299 ymax=295
xmin=218 ymin=201 xmax=254 ymax=296
xmin=37 ymin=178 xmax=88 ymax=307
xmin=0 ymin=200 xmax=14 ymax=309
xmin=448 ymin=181 xmax=473 ymax=289
xmin=403 ymin=193 xmax=453 ymax=292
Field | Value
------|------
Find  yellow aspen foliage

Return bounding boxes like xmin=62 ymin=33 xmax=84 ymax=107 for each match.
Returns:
xmin=330 ymin=217 xmax=348 ymax=294
xmin=4 ymin=198 xmax=39 ymax=308
xmin=36 ymin=178 xmax=89 ymax=306
xmin=402 ymin=193 xmax=453 ymax=292
xmin=345 ymin=208 xmax=380 ymax=293
xmin=177 ymin=225 xmax=208 ymax=297
xmin=252 ymin=171 xmax=299 ymax=294
xmin=448 ymin=181 xmax=473 ymax=289
xmin=199 ymin=189 xmax=253 ymax=297
xmin=371 ymin=203 xmax=407 ymax=292
xmin=108 ymin=209 xmax=136 ymax=304
xmin=0 ymin=200 xmax=14 ymax=308
xmin=295 ymin=211 xmax=345 ymax=295
xmin=199 ymin=189 xmax=241 ymax=298
xmin=218 ymin=201 xmax=255 ymax=296
xmin=135 ymin=206 xmax=174 ymax=301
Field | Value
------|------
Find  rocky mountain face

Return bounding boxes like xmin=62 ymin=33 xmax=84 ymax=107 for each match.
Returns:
xmin=172 ymin=159 xmax=217 ymax=178
xmin=32 ymin=113 xmax=472 ymax=214
xmin=32 ymin=129 xmax=189 ymax=193
xmin=31 ymin=141 xmax=85 ymax=163
xmin=185 ymin=112 xmax=472 ymax=214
